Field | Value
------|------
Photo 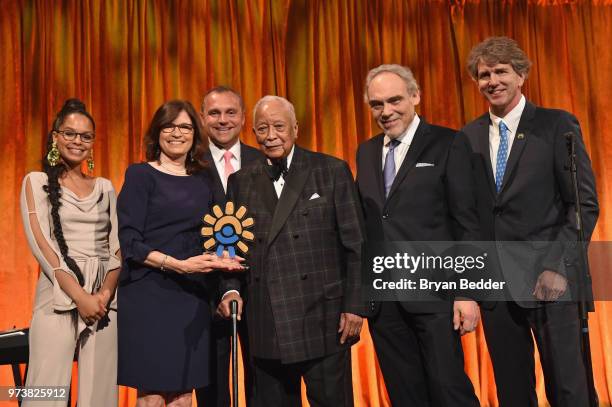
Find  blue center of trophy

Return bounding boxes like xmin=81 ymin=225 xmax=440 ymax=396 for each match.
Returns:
xmin=215 ymin=224 xmax=240 ymax=257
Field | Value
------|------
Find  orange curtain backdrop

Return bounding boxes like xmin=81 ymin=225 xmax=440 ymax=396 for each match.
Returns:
xmin=1 ymin=1 xmax=611 ymax=406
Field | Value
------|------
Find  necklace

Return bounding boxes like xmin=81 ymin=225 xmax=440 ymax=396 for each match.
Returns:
xmin=159 ymin=161 xmax=187 ymax=175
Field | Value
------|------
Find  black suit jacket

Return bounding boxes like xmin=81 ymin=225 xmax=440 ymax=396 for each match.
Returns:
xmin=460 ymin=101 xmax=599 ymax=308
xmin=222 ymin=146 xmax=367 ymax=363
xmin=356 ymin=119 xmax=480 ymax=314
xmin=203 ymin=142 xmax=263 ymax=304
xmin=203 ymin=142 xmax=264 ymax=207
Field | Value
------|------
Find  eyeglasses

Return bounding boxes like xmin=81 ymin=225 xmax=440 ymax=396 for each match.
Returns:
xmin=161 ymin=124 xmax=194 ymax=134
xmin=254 ymin=123 xmax=289 ymax=136
xmin=56 ymin=130 xmax=96 ymax=143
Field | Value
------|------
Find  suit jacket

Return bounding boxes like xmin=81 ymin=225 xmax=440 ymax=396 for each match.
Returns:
xmin=222 ymin=146 xmax=366 ymax=364
xmin=203 ymin=142 xmax=264 ymax=207
xmin=460 ymin=101 xmax=599 ymax=308
xmin=356 ymin=119 xmax=480 ymax=314
xmin=202 ymin=142 xmax=263 ymax=304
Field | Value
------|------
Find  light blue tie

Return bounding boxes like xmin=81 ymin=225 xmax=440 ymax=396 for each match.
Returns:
xmin=495 ymin=121 xmax=509 ymax=193
xmin=384 ymin=139 xmax=400 ymax=197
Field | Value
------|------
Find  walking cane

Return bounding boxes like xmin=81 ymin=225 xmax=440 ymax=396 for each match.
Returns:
xmin=230 ymin=300 xmax=239 ymax=407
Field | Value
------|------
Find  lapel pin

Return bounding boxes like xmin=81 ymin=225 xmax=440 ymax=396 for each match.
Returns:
xmin=517 ymin=133 xmax=525 ymax=140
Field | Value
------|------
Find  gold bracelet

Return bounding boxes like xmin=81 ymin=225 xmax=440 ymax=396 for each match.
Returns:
xmin=160 ymin=255 xmax=168 ymax=272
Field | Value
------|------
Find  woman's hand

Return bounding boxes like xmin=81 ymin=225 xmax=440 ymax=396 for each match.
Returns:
xmin=174 ymin=253 xmax=245 ymax=274
xmin=94 ymin=289 xmax=112 ymax=309
xmin=75 ymin=292 xmax=107 ymax=325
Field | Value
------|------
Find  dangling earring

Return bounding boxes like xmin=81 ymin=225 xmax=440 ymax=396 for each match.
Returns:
xmin=87 ymin=148 xmax=95 ymax=172
xmin=189 ymin=150 xmax=195 ymax=162
xmin=47 ymin=140 xmax=60 ymax=167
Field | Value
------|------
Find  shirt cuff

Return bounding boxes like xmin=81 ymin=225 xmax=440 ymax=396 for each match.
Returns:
xmin=221 ymin=289 xmax=240 ymax=300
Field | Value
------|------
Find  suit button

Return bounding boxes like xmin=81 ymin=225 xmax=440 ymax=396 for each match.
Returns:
xmin=293 ymin=234 xmax=299 ymax=239
xmin=301 ymin=274 xmax=307 ymax=280
xmin=255 ymin=276 xmax=260 ymax=282
xmin=493 ymin=207 xmax=503 ymax=216
xmin=382 ymin=213 xmax=389 ymax=219
xmin=258 ymin=238 xmax=263 ymax=243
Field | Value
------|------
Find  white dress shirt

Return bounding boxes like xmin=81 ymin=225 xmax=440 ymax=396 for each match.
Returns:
xmin=382 ymin=114 xmax=420 ymax=173
xmin=209 ymin=140 xmax=242 ymax=193
xmin=488 ymin=95 xmax=526 ymax=180
xmin=270 ymin=146 xmax=295 ymax=198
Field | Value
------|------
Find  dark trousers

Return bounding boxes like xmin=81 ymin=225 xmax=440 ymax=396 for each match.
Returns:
xmin=481 ymin=301 xmax=597 ymax=407
xmin=251 ymin=350 xmax=353 ymax=407
xmin=369 ymin=301 xmax=479 ymax=407
xmin=195 ymin=318 xmax=252 ymax=407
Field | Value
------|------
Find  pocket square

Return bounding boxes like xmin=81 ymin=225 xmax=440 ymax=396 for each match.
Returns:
xmin=309 ymin=193 xmax=321 ymax=200
xmin=415 ymin=162 xmax=435 ymax=167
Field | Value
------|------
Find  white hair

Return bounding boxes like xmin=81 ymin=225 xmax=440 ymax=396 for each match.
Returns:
xmin=252 ymin=95 xmax=297 ymax=124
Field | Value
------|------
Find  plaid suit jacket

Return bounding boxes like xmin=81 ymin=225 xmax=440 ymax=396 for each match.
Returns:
xmin=222 ymin=146 xmax=366 ymax=363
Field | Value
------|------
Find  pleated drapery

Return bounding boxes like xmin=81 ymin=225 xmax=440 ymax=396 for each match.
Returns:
xmin=1 ymin=1 xmax=611 ymax=406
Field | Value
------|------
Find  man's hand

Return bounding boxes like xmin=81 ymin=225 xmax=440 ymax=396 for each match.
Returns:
xmin=217 ymin=291 xmax=243 ymax=320
xmin=533 ymin=270 xmax=567 ymax=301
xmin=453 ymin=299 xmax=480 ymax=336
xmin=338 ymin=312 xmax=363 ymax=344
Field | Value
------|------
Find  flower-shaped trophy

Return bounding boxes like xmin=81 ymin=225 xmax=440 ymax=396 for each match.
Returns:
xmin=201 ymin=201 xmax=254 ymax=259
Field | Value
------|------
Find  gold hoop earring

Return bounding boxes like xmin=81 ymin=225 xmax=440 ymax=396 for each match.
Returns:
xmin=47 ymin=140 xmax=60 ymax=167
xmin=87 ymin=148 xmax=95 ymax=172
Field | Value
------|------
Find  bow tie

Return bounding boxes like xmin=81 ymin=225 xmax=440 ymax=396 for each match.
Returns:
xmin=265 ymin=158 xmax=288 ymax=181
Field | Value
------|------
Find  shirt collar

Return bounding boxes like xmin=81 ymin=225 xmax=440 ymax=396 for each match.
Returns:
xmin=489 ymin=94 xmax=526 ymax=135
xmin=285 ymin=145 xmax=295 ymax=169
xmin=209 ymin=139 xmax=241 ymax=163
xmin=383 ymin=114 xmax=420 ymax=147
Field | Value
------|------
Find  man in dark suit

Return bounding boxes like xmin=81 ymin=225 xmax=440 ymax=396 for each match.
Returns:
xmin=219 ymin=95 xmax=366 ymax=406
xmin=356 ymin=64 xmax=480 ymax=406
xmin=461 ymin=37 xmax=599 ymax=406
xmin=196 ymin=86 xmax=262 ymax=407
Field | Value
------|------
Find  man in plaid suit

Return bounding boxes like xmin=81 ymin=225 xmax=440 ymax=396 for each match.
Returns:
xmin=219 ymin=95 xmax=366 ymax=406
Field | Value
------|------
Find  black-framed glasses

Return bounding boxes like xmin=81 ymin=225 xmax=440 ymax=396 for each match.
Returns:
xmin=161 ymin=124 xmax=194 ymax=134
xmin=56 ymin=130 xmax=96 ymax=143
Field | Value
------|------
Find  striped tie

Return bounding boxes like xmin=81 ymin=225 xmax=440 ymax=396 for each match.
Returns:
xmin=384 ymin=139 xmax=400 ymax=197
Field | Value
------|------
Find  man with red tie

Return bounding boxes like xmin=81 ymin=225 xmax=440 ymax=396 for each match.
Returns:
xmin=196 ymin=86 xmax=262 ymax=407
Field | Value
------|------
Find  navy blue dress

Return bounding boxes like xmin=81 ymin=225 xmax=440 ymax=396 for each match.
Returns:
xmin=117 ymin=163 xmax=213 ymax=392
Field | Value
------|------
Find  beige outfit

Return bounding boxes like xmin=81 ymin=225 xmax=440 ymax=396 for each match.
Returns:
xmin=20 ymin=172 xmax=120 ymax=407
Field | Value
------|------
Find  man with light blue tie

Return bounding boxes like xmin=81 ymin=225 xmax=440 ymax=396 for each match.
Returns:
xmin=460 ymin=37 xmax=599 ymax=406
xmin=356 ymin=64 xmax=480 ymax=406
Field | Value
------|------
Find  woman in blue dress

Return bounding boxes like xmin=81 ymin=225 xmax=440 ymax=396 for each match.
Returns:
xmin=117 ymin=100 xmax=243 ymax=406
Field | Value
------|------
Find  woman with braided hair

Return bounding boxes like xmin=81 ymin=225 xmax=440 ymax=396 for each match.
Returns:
xmin=20 ymin=98 xmax=120 ymax=406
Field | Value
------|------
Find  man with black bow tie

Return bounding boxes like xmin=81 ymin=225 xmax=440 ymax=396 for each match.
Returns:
xmin=219 ymin=95 xmax=367 ymax=406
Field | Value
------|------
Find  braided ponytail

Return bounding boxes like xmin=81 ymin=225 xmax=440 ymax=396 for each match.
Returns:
xmin=42 ymin=99 xmax=96 ymax=286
